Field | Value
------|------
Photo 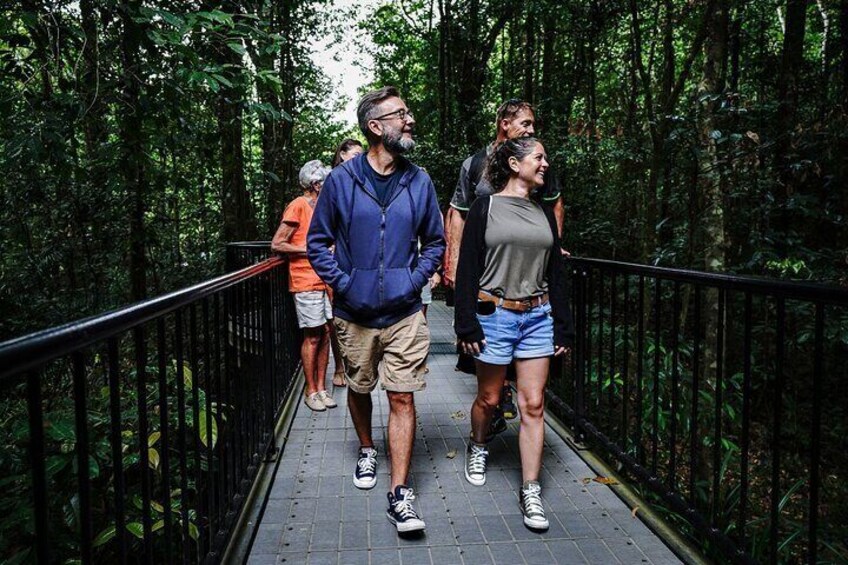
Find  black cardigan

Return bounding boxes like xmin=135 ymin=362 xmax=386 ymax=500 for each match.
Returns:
xmin=454 ymin=195 xmax=575 ymax=348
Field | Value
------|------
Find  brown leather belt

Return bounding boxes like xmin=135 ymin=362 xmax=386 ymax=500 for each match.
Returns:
xmin=477 ymin=290 xmax=549 ymax=312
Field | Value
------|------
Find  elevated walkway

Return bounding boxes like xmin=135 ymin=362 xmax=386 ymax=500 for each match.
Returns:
xmin=247 ymin=302 xmax=682 ymax=564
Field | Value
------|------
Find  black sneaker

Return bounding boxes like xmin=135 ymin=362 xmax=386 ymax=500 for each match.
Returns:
xmin=501 ymin=385 xmax=517 ymax=420
xmin=353 ymin=447 xmax=377 ymax=489
xmin=386 ymin=486 xmax=426 ymax=533
xmin=486 ymin=410 xmax=508 ymax=441
xmin=519 ymin=481 xmax=549 ymax=530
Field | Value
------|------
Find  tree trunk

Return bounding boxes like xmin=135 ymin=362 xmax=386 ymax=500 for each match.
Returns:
xmin=248 ymin=1 xmax=286 ymax=234
xmin=279 ymin=0 xmax=296 ymax=206
xmin=120 ymin=0 xmax=147 ymax=301
xmin=729 ymin=6 xmax=742 ymax=93
xmin=699 ymin=0 xmax=729 ymax=273
xmin=540 ymin=12 xmax=557 ymax=117
xmin=523 ymin=8 xmax=535 ymax=103
xmin=80 ymin=0 xmax=107 ymax=154
xmin=774 ymin=0 xmax=808 ymax=258
xmin=216 ymin=2 xmax=258 ymax=242
xmin=816 ymin=0 xmax=831 ymax=116
xmin=438 ymin=0 xmax=448 ymax=145
xmin=842 ymin=0 xmax=848 ymax=110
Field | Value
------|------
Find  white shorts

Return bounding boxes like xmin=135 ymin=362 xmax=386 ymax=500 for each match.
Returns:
xmin=294 ymin=290 xmax=332 ymax=329
xmin=420 ymin=282 xmax=432 ymax=305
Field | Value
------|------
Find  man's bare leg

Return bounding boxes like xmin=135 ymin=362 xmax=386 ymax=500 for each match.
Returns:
xmin=348 ymin=389 xmax=374 ymax=448
xmin=386 ymin=391 xmax=416 ymax=490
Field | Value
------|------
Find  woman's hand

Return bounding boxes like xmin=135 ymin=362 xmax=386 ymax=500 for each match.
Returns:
xmin=554 ymin=345 xmax=571 ymax=357
xmin=430 ymin=272 xmax=442 ymax=289
xmin=459 ymin=339 xmax=487 ymax=356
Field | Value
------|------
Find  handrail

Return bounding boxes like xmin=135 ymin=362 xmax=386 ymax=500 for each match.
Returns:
xmin=550 ymin=257 xmax=848 ymax=564
xmin=0 ymin=256 xmax=283 ymax=383
xmin=569 ymin=257 xmax=848 ymax=305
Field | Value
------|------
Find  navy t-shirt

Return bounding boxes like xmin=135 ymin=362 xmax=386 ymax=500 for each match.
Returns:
xmin=363 ymin=157 xmax=406 ymax=205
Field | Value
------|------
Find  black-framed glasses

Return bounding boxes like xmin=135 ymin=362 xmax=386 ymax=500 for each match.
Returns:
xmin=373 ymin=108 xmax=414 ymax=122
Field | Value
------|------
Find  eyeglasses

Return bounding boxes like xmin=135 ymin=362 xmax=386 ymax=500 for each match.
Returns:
xmin=373 ymin=108 xmax=414 ymax=122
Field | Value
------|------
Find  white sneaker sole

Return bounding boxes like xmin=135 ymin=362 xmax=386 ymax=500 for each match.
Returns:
xmin=353 ymin=475 xmax=376 ymax=490
xmin=387 ymin=512 xmax=426 ymax=533
xmin=464 ymin=467 xmax=486 ymax=486
xmin=522 ymin=513 xmax=549 ymax=530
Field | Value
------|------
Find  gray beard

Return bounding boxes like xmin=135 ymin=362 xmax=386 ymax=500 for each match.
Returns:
xmin=383 ymin=131 xmax=415 ymax=154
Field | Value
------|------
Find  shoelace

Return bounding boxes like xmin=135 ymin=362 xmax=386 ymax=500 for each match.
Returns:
xmin=357 ymin=452 xmax=376 ymax=475
xmin=467 ymin=445 xmax=488 ymax=474
xmin=522 ymin=484 xmax=545 ymax=517
xmin=393 ymin=489 xmax=420 ymax=520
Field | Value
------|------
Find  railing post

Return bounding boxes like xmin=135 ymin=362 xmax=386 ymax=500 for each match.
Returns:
xmin=261 ymin=270 xmax=278 ymax=462
xmin=573 ymin=265 xmax=588 ymax=444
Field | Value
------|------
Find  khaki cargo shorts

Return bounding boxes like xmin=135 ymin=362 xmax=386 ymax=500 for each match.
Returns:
xmin=333 ymin=311 xmax=429 ymax=394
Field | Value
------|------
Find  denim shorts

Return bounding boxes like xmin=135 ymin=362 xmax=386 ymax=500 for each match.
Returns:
xmin=475 ymin=301 xmax=555 ymax=365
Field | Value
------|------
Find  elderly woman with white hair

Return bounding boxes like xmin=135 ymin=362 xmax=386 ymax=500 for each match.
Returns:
xmin=271 ymin=160 xmax=337 ymax=411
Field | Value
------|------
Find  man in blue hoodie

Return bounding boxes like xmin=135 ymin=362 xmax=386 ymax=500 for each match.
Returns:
xmin=307 ymin=86 xmax=445 ymax=534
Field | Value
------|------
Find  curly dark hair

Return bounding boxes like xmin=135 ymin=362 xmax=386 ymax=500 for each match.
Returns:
xmin=485 ymin=137 xmax=541 ymax=192
xmin=332 ymin=138 xmax=363 ymax=168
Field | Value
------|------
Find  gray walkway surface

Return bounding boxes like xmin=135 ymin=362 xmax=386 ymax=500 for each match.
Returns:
xmin=248 ymin=302 xmax=682 ymax=565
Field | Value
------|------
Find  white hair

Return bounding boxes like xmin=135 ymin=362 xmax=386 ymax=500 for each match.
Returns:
xmin=298 ymin=160 xmax=330 ymax=189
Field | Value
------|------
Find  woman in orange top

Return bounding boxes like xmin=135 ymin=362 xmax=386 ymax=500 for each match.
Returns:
xmin=271 ymin=160 xmax=336 ymax=411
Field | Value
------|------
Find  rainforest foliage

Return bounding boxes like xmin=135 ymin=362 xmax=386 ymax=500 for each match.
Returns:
xmin=1 ymin=1 xmax=847 ymax=563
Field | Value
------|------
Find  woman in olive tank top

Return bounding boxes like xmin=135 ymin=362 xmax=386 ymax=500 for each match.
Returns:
xmin=454 ymin=138 xmax=575 ymax=531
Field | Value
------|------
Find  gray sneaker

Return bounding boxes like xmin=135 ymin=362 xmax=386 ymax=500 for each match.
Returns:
xmin=465 ymin=442 xmax=488 ymax=486
xmin=519 ymin=481 xmax=549 ymax=530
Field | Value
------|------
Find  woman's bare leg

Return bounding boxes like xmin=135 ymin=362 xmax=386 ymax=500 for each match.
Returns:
xmin=514 ymin=357 xmax=550 ymax=482
xmin=470 ymin=361 xmax=508 ymax=443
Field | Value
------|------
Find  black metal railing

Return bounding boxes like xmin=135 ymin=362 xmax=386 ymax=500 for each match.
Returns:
xmin=0 ymin=251 xmax=300 ymax=564
xmin=546 ymin=258 xmax=848 ymax=565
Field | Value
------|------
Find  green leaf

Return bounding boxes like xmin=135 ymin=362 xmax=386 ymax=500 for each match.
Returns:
xmin=148 ymin=431 xmax=161 ymax=447
xmin=156 ymin=9 xmax=184 ymax=27
xmin=227 ymin=42 xmax=246 ymax=56
xmin=198 ymin=411 xmax=218 ymax=448
xmin=92 ymin=525 xmax=116 ymax=547
xmin=126 ymin=522 xmax=144 ymax=539
xmin=89 ymin=456 xmax=100 ymax=479
xmin=46 ymin=419 xmax=75 ymax=442
xmin=45 ymin=455 xmax=70 ymax=476
xmin=148 ymin=448 xmax=160 ymax=470
xmin=152 ymin=519 xmax=165 ymax=532
xmin=183 ymin=364 xmax=193 ymax=388
xmin=188 ymin=521 xmax=199 ymax=541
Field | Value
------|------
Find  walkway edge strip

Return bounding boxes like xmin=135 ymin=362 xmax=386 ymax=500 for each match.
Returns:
xmin=222 ymin=369 xmax=305 ymax=565
xmin=544 ymin=411 xmax=709 ymax=565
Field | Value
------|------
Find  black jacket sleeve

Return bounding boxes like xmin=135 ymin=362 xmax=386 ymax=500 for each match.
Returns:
xmin=543 ymin=206 xmax=575 ymax=348
xmin=454 ymin=197 xmax=490 ymax=343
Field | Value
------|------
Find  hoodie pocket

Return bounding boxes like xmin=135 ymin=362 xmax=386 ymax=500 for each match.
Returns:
xmin=383 ymin=267 xmax=417 ymax=308
xmin=340 ymin=268 xmax=379 ymax=314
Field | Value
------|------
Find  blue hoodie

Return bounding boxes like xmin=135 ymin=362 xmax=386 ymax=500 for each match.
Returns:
xmin=307 ymin=153 xmax=446 ymax=328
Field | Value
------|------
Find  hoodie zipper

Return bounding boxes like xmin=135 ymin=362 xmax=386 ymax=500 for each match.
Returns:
xmin=379 ymin=205 xmax=386 ymax=306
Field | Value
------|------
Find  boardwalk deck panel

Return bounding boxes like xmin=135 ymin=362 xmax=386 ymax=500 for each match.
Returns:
xmin=248 ymin=303 xmax=682 ymax=564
